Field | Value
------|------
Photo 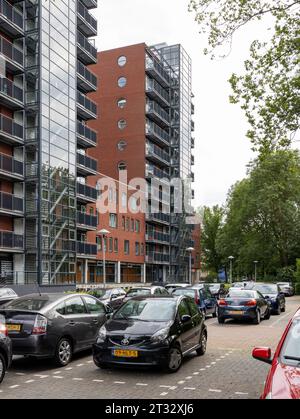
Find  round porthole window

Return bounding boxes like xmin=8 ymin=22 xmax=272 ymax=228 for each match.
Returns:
xmin=118 ymin=161 xmax=127 ymax=171
xmin=118 ymin=56 xmax=127 ymax=67
xmin=117 ymin=140 xmax=127 ymax=151
xmin=118 ymin=77 xmax=127 ymax=88
xmin=118 ymin=119 xmax=127 ymax=130
xmin=117 ymin=98 xmax=127 ymax=109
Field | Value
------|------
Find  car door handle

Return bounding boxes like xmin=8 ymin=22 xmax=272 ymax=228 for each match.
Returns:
xmin=68 ymin=321 xmax=76 ymax=326
xmin=92 ymin=319 xmax=98 ymax=324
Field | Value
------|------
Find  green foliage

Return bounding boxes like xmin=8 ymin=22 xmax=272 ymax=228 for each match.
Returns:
xmin=189 ymin=0 xmax=300 ymax=153
xmin=277 ymin=266 xmax=296 ymax=283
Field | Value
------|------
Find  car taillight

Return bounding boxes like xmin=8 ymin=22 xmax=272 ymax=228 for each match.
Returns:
xmin=0 ymin=323 xmax=7 ymax=336
xmin=32 ymin=314 xmax=48 ymax=335
xmin=218 ymin=299 xmax=227 ymax=306
xmin=246 ymin=299 xmax=257 ymax=306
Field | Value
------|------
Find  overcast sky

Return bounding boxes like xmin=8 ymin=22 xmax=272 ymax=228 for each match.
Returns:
xmin=93 ymin=0 xmax=263 ymax=208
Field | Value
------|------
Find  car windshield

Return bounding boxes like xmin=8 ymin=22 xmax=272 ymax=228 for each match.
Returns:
xmin=114 ymin=299 xmax=176 ymax=322
xmin=228 ymin=290 xmax=256 ymax=299
xmin=0 ymin=288 xmax=16 ymax=297
xmin=126 ymin=289 xmax=151 ymax=297
xmin=172 ymin=289 xmax=195 ymax=298
xmin=3 ymin=297 xmax=50 ymax=311
xmin=254 ymin=284 xmax=277 ymax=294
xmin=90 ymin=289 xmax=111 ymax=299
xmin=280 ymin=318 xmax=300 ymax=366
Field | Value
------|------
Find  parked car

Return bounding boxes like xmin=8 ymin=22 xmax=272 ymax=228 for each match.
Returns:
xmin=0 ymin=293 xmax=112 ymax=367
xmin=123 ymin=286 xmax=169 ymax=303
xmin=0 ymin=315 xmax=12 ymax=384
xmin=88 ymin=288 xmax=126 ymax=311
xmin=0 ymin=288 xmax=18 ymax=306
xmin=172 ymin=287 xmax=217 ymax=317
xmin=252 ymin=306 xmax=300 ymax=399
xmin=245 ymin=283 xmax=286 ymax=315
xmin=204 ymin=283 xmax=227 ymax=299
xmin=277 ymin=282 xmax=295 ymax=297
xmin=93 ymin=295 xmax=207 ymax=373
xmin=164 ymin=283 xmax=190 ymax=294
xmin=218 ymin=289 xmax=271 ymax=324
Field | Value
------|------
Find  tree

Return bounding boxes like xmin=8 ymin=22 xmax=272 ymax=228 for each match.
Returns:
xmin=200 ymin=205 xmax=224 ymax=275
xmin=189 ymin=0 xmax=300 ymax=153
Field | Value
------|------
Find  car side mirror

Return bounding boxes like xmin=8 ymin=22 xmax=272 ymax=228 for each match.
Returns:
xmin=181 ymin=314 xmax=191 ymax=323
xmin=252 ymin=347 xmax=272 ymax=365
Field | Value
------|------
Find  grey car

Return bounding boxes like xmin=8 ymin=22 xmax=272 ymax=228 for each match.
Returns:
xmin=88 ymin=288 xmax=127 ymax=311
xmin=0 ymin=315 xmax=12 ymax=384
xmin=0 ymin=288 xmax=18 ymax=306
xmin=277 ymin=282 xmax=295 ymax=297
xmin=0 ymin=293 xmax=111 ymax=367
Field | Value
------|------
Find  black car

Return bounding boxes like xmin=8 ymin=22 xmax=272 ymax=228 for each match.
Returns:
xmin=172 ymin=287 xmax=218 ymax=318
xmin=88 ymin=288 xmax=126 ymax=311
xmin=0 ymin=315 xmax=12 ymax=384
xmin=0 ymin=288 xmax=18 ymax=306
xmin=218 ymin=289 xmax=271 ymax=324
xmin=0 ymin=293 xmax=112 ymax=367
xmin=204 ymin=283 xmax=227 ymax=299
xmin=245 ymin=283 xmax=286 ymax=315
xmin=93 ymin=295 xmax=207 ymax=373
xmin=123 ymin=286 xmax=169 ymax=303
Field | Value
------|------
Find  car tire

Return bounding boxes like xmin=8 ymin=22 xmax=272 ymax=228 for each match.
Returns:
xmin=166 ymin=346 xmax=183 ymax=373
xmin=212 ymin=307 xmax=217 ymax=318
xmin=218 ymin=317 xmax=225 ymax=324
xmin=253 ymin=310 xmax=261 ymax=325
xmin=94 ymin=357 xmax=109 ymax=369
xmin=54 ymin=338 xmax=73 ymax=367
xmin=275 ymin=306 xmax=281 ymax=315
xmin=0 ymin=353 xmax=6 ymax=384
xmin=196 ymin=330 xmax=207 ymax=356
xmin=281 ymin=305 xmax=286 ymax=313
xmin=264 ymin=308 xmax=271 ymax=320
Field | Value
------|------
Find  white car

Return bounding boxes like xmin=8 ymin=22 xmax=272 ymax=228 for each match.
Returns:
xmin=165 ymin=283 xmax=190 ymax=294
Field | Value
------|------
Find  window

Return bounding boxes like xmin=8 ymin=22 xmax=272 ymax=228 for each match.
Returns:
xmin=177 ymin=299 xmax=190 ymax=319
xmin=186 ymin=299 xmax=199 ymax=317
xmin=121 ymin=192 xmax=127 ymax=208
xmin=131 ymin=218 xmax=134 ymax=232
xmin=83 ymin=296 xmax=106 ymax=314
xmin=118 ymin=56 xmax=127 ymax=67
xmin=118 ymin=77 xmax=127 ymax=88
xmin=117 ymin=140 xmax=127 ymax=151
xmin=114 ymin=238 xmax=118 ymax=253
xmin=109 ymin=213 xmax=118 ymax=228
xmin=65 ymin=297 xmax=86 ymax=315
xmin=141 ymin=243 xmax=144 ymax=255
xmin=117 ymin=98 xmax=127 ymax=108
xmin=118 ymin=161 xmax=127 ymax=171
xmin=126 ymin=217 xmax=130 ymax=231
xmin=109 ymin=237 xmax=113 ymax=252
xmin=135 ymin=220 xmax=140 ymax=233
xmin=55 ymin=302 xmax=65 ymax=315
xmin=118 ymin=119 xmax=127 ymax=130
xmin=124 ymin=240 xmax=130 ymax=255
xmin=135 ymin=242 xmax=140 ymax=256
xmin=122 ymin=216 xmax=125 ymax=230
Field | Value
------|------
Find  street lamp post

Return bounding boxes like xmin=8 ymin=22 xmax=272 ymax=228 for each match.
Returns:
xmin=186 ymin=247 xmax=195 ymax=285
xmin=228 ymin=256 xmax=234 ymax=284
xmin=254 ymin=261 xmax=258 ymax=282
xmin=98 ymin=229 xmax=110 ymax=288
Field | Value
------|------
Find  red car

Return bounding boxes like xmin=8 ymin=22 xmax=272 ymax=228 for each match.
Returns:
xmin=252 ymin=307 xmax=300 ymax=399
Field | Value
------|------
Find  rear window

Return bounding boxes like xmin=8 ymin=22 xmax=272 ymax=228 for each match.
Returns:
xmin=0 ymin=288 xmax=17 ymax=297
xmin=280 ymin=318 xmax=300 ymax=367
xmin=3 ymin=297 xmax=50 ymax=311
xmin=228 ymin=290 xmax=256 ymax=299
xmin=172 ymin=289 xmax=196 ymax=298
xmin=126 ymin=289 xmax=151 ymax=297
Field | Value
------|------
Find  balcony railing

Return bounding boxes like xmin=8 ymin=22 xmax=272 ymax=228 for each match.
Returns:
xmin=146 ymin=252 xmax=170 ymax=263
xmin=77 ymin=241 xmax=97 ymax=256
xmin=0 ymin=35 xmax=23 ymax=71
xmin=77 ymin=30 xmax=97 ymax=65
xmin=146 ymin=231 xmax=170 ymax=243
xmin=77 ymin=152 xmax=97 ymax=174
xmin=0 ymin=0 xmax=24 ymax=36
xmin=146 ymin=120 xmax=170 ymax=146
xmin=0 ymin=153 xmax=23 ymax=179
xmin=146 ymin=142 xmax=170 ymax=165
xmin=0 ymin=191 xmax=23 ymax=214
xmin=0 ymin=114 xmax=24 ymax=145
xmin=77 ymin=121 xmax=97 ymax=147
xmin=77 ymin=0 xmax=97 ymax=36
xmin=146 ymin=164 xmax=169 ymax=180
xmin=146 ymin=212 xmax=170 ymax=224
xmin=77 ymin=211 xmax=98 ymax=229
xmin=0 ymin=231 xmax=23 ymax=251
xmin=81 ymin=0 xmax=97 ymax=9
xmin=0 ymin=78 xmax=24 ymax=108
xmin=145 ymin=56 xmax=170 ymax=87
xmin=77 ymin=60 xmax=97 ymax=91
xmin=77 ymin=91 xmax=97 ymax=119
xmin=146 ymin=77 xmax=170 ymax=106
xmin=77 ymin=182 xmax=97 ymax=202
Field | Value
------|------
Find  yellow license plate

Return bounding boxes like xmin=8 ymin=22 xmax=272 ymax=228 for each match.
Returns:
xmin=228 ymin=311 xmax=244 ymax=315
xmin=7 ymin=324 xmax=21 ymax=332
xmin=113 ymin=349 xmax=138 ymax=358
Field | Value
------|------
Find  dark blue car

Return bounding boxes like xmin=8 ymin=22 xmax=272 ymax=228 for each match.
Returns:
xmin=245 ymin=283 xmax=286 ymax=315
xmin=172 ymin=286 xmax=217 ymax=317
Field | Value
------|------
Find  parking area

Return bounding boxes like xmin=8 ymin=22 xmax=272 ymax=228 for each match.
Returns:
xmin=1 ymin=295 xmax=299 ymax=399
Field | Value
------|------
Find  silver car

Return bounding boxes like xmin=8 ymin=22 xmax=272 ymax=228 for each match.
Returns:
xmin=277 ymin=282 xmax=295 ymax=297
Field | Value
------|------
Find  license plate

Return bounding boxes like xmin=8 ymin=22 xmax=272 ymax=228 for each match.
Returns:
xmin=113 ymin=349 xmax=138 ymax=358
xmin=7 ymin=324 xmax=21 ymax=332
xmin=228 ymin=310 xmax=244 ymax=315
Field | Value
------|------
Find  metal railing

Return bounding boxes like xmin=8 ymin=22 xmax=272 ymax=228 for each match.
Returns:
xmin=76 ymin=182 xmax=97 ymax=201
xmin=146 ymin=77 xmax=170 ymax=105
xmin=146 ymin=100 xmax=170 ymax=125
xmin=0 ymin=114 xmax=23 ymax=140
xmin=77 ymin=91 xmax=97 ymax=116
xmin=146 ymin=120 xmax=170 ymax=145
xmin=0 ymin=78 xmax=24 ymax=104
xmin=145 ymin=56 xmax=170 ymax=86
xmin=146 ymin=212 xmax=170 ymax=224
xmin=0 ymin=152 xmax=23 ymax=177
xmin=78 ymin=0 xmax=97 ymax=31
xmin=0 ymin=231 xmax=23 ymax=250
xmin=0 ymin=0 xmax=24 ymax=32
xmin=77 ymin=121 xmax=97 ymax=145
xmin=0 ymin=191 xmax=23 ymax=213
xmin=0 ymin=35 xmax=23 ymax=67
xmin=77 ymin=152 xmax=97 ymax=172
xmin=77 ymin=241 xmax=97 ymax=255
xmin=77 ymin=60 xmax=97 ymax=88
xmin=77 ymin=211 xmax=98 ymax=228
xmin=146 ymin=142 xmax=170 ymax=164
xmin=146 ymin=231 xmax=170 ymax=243
xmin=146 ymin=253 xmax=170 ymax=263
xmin=146 ymin=164 xmax=169 ymax=180
xmin=77 ymin=30 xmax=97 ymax=61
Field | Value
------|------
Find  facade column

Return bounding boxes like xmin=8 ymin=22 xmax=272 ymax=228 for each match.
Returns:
xmin=142 ymin=263 xmax=146 ymax=283
xmin=84 ymin=259 xmax=88 ymax=285
xmin=117 ymin=261 xmax=121 ymax=284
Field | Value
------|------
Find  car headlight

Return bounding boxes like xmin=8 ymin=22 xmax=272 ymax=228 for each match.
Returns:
xmin=151 ymin=327 xmax=170 ymax=344
xmin=97 ymin=326 xmax=107 ymax=343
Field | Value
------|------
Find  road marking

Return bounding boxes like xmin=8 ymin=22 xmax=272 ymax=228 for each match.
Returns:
xmin=73 ymin=378 xmax=83 ymax=381
xmin=9 ymin=385 xmax=19 ymax=389
xmin=34 ymin=375 xmax=49 ymax=379
xmin=160 ymin=385 xmax=171 ymax=388
xmin=52 ymin=375 xmax=63 ymax=379
xmin=15 ymin=373 xmax=25 ymax=376
xmin=177 ymin=380 xmax=185 ymax=384
xmin=199 ymin=368 xmax=205 ymax=371
xmin=184 ymin=387 xmax=196 ymax=390
xmin=270 ymin=311 xmax=292 ymax=328
xmin=193 ymin=372 xmax=199 ymax=375
xmin=114 ymin=381 xmax=125 ymax=384
xmin=65 ymin=367 xmax=73 ymax=370
xmin=93 ymin=379 xmax=104 ymax=383
xmin=53 ymin=371 xmax=62 ymax=375
xmin=185 ymin=376 xmax=192 ymax=380
xmin=76 ymin=364 xmax=84 ymax=367
xmin=235 ymin=392 xmax=249 ymax=395
xmin=211 ymin=362 xmax=216 ymax=365
xmin=169 ymin=386 xmax=178 ymax=390
xmin=136 ymin=383 xmax=148 ymax=386
xmin=209 ymin=389 xmax=222 ymax=393
xmin=160 ymin=392 xmax=168 ymax=396
xmin=25 ymin=380 xmax=35 ymax=384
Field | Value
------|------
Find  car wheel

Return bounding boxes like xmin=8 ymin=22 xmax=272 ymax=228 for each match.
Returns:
xmin=264 ymin=308 xmax=271 ymax=320
xmin=253 ymin=310 xmax=261 ymax=325
xmin=196 ymin=330 xmax=207 ymax=356
xmin=0 ymin=353 xmax=6 ymax=384
xmin=93 ymin=357 xmax=109 ymax=369
xmin=275 ymin=306 xmax=281 ymax=315
xmin=166 ymin=346 xmax=183 ymax=373
xmin=212 ymin=307 xmax=217 ymax=318
xmin=218 ymin=316 xmax=225 ymax=324
xmin=54 ymin=338 xmax=73 ymax=367
xmin=281 ymin=305 xmax=286 ymax=313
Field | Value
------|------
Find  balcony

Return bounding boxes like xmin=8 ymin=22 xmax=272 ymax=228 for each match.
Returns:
xmin=77 ymin=152 xmax=97 ymax=176
xmin=191 ymin=136 xmax=195 ymax=149
xmin=77 ymin=30 xmax=97 ymax=65
xmin=77 ymin=0 xmax=97 ymax=37
xmin=145 ymin=55 xmax=170 ymax=88
xmin=77 ymin=121 xmax=97 ymax=148
xmin=191 ymin=155 xmax=195 ymax=165
xmin=0 ymin=114 xmax=24 ymax=146
xmin=77 ymin=182 xmax=97 ymax=203
xmin=0 ymin=153 xmax=23 ymax=181
xmin=191 ymin=120 xmax=195 ymax=132
xmin=77 ymin=241 xmax=97 ymax=257
xmin=0 ymin=231 xmax=23 ymax=253
xmin=146 ymin=252 xmax=170 ymax=264
xmin=77 ymin=211 xmax=97 ymax=230
xmin=146 ymin=142 xmax=170 ymax=167
xmin=0 ymin=0 xmax=24 ymax=38
xmin=0 ymin=36 xmax=24 ymax=74
xmin=146 ymin=100 xmax=170 ymax=128
xmin=0 ymin=78 xmax=24 ymax=110
xmin=146 ymin=164 xmax=169 ymax=182
xmin=77 ymin=60 xmax=97 ymax=93
xmin=77 ymin=91 xmax=97 ymax=120
xmin=81 ymin=0 xmax=97 ymax=9
xmin=146 ymin=78 xmax=170 ymax=107
xmin=191 ymin=102 xmax=195 ymax=115
xmin=146 ymin=231 xmax=170 ymax=244
xmin=0 ymin=191 xmax=23 ymax=216
xmin=146 ymin=120 xmax=170 ymax=147
xmin=146 ymin=212 xmax=170 ymax=225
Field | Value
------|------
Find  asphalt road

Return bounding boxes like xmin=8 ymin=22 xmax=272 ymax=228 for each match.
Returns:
xmin=1 ymin=296 xmax=299 ymax=399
